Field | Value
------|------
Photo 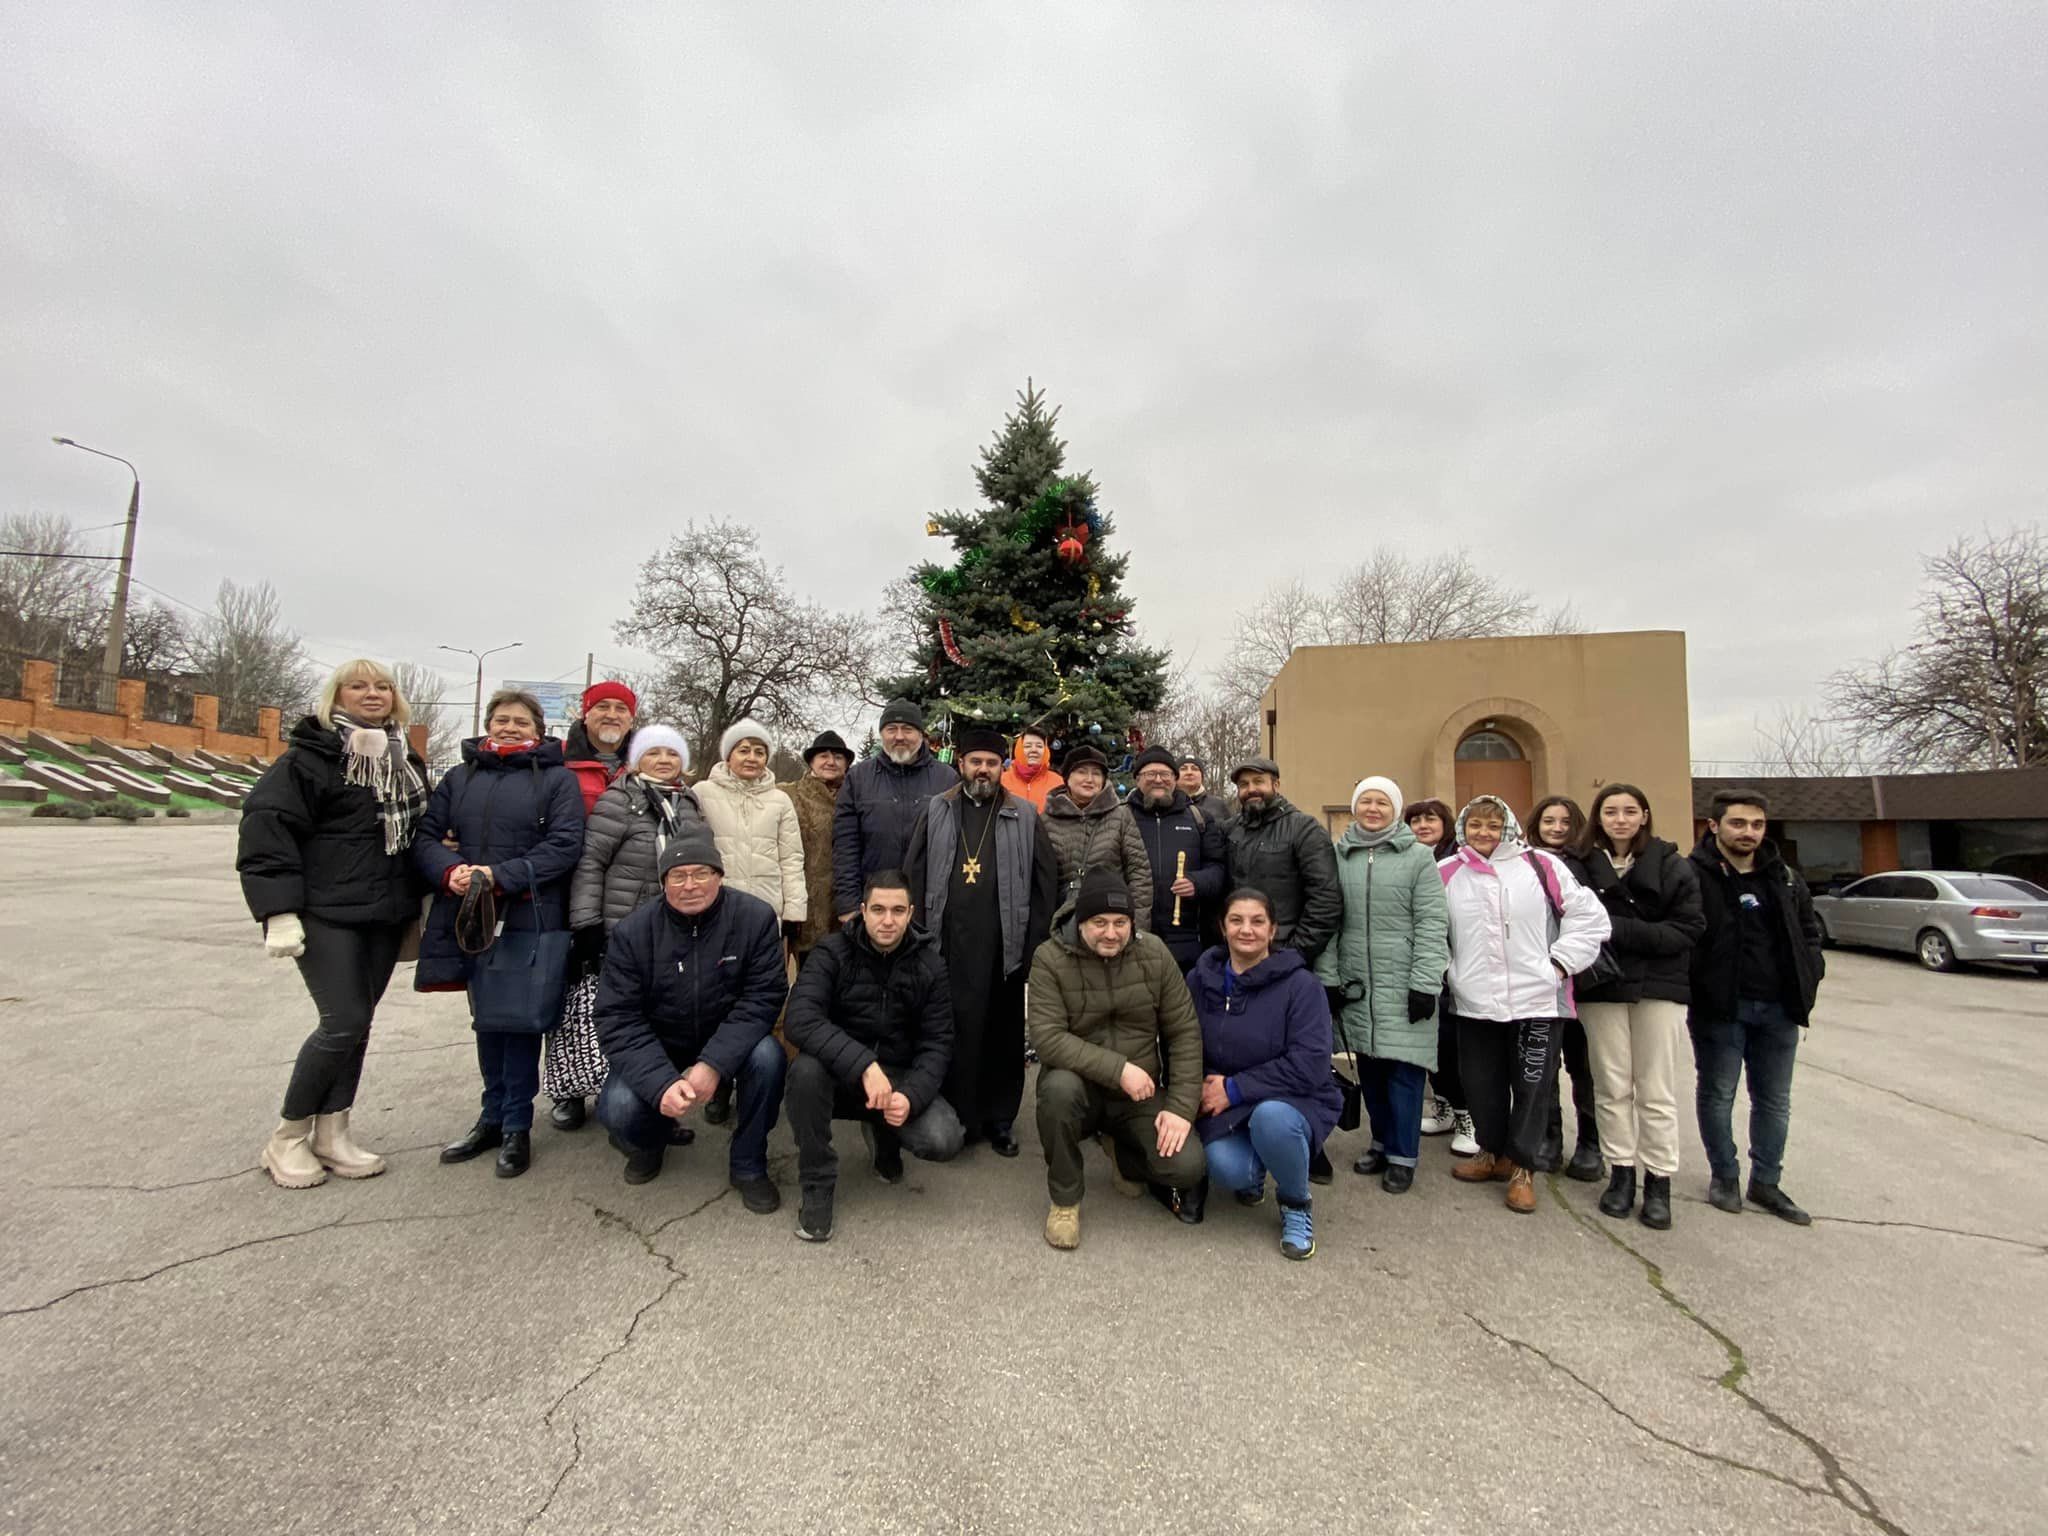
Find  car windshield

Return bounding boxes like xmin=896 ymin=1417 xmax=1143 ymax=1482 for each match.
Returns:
xmin=1949 ymin=876 xmax=2048 ymax=902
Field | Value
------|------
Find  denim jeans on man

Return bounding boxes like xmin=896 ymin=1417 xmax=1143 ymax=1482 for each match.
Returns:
xmin=597 ymin=1034 xmax=787 ymax=1179
xmin=1689 ymin=999 xmax=1799 ymax=1185
xmin=476 ymin=1031 xmax=545 ymax=1132
xmin=1204 ymin=1099 xmax=1314 ymax=1204
xmin=1360 ymin=1056 xmax=1428 ymax=1167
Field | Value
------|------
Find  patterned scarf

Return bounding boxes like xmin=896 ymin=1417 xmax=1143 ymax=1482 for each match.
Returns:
xmin=333 ymin=712 xmax=429 ymax=854
xmin=638 ymin=775 xmax=692 ymax=858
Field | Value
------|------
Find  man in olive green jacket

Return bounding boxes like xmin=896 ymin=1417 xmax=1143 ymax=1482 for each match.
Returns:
xmin=1028 ymin=870 xmax=1206 ymax=1250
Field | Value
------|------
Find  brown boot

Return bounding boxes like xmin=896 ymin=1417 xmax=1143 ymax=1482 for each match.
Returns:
xmin=1044 ymin=1203 xmax=1081 ymax=1250
xmin=1452 ymin=1151 xmax=1514 ymax=1183
xmin=1506 ymin=1165 xmax=1537 ymax=1213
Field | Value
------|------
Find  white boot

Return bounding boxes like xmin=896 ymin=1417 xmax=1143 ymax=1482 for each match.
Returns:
xmin=310 ymin=1110 xmax=387 ymax=1179
xmin=262 ymin=1118 xmax=328 ymax=1188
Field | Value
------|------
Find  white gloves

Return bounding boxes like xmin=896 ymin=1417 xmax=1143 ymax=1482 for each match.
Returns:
xmin=265 ymin=913 xmax=307 ymax=959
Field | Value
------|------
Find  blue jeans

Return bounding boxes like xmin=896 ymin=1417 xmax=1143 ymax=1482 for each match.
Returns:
xmin=597 ymin=1036 xmax=788 ymax=1180
xmin=1689 ymin=1000 xmax=1800 ymax=1185
xmin=1361 ymin=1056 xmax=1427 ymax=1167
xmin=476 ymin=1031 xmax=544 ymax=1132
xmin=1204 ymin=1100 xmax=1314 ymax=1204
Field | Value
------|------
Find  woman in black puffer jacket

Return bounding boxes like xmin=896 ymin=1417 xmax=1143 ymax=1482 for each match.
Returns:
xmin=569 ymin=725 xmax=705 ymax=937
xmin=1573 ymin=783 xmax=1706 ymax=1231
xmin=412 ymin=689 xmax=585 ymax=1177
xmin=238 ymin=660 xmax=429 ymax=1189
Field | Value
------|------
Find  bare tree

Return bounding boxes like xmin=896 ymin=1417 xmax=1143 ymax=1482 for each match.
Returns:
xmin=388 ymin=660 xmax=464 ymax=767
xmin=189 ymin=580 xmax=317 ymax=734
xmin=1750 ymin=703 xmax=1869 ymax=776
xmin=617 ymin=518 xmax=880 ymax=773
xmin=119 ymin=601 xmax=193 ymax=681
xmin=1136 ymin=658 xmax=1258 ymax=803
xmin=1827 ymin=527 xmax=2048 ymax=770
xmin=0 ymin=512 xmax=111 ymax=662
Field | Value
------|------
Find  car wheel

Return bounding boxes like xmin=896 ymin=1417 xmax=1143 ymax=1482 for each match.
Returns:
xmin=1916 ymin=929 xmax=1959 ymax=973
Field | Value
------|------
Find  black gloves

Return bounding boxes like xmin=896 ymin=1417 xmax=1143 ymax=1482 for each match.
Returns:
xmin=1407 ymin=989 xmax=1436 ymax=1023
xmin=570 ymin=924 xmax=607 ymax=980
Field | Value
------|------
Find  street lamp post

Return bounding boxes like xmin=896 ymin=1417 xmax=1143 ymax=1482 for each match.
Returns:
xmin=438 ymin=642 xmax=523 ymax=737
xmin=52 ymin=437 xmax=141 ymax=709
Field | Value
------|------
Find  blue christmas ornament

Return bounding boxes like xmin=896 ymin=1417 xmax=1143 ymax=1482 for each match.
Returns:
xmin=1089 ymin=723 xmax=1102 ymax=735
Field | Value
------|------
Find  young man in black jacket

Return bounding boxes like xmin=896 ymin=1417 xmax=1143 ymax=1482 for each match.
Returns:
xmin=1687 ymin=789 xmax=1825 ymax=1225
xmin=782 ymin=870 xmax=963 ymax=1241
xmin=593 ymin=828 xmax=789 ymax=1213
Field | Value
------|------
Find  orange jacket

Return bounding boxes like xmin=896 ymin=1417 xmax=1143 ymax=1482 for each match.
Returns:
xmin=1001 ymin=760 xmax=1063 ymax=812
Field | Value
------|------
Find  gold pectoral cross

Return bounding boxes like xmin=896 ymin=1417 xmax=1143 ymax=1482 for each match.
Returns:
xmin=962 ymin=855 xmax=983 ymax=884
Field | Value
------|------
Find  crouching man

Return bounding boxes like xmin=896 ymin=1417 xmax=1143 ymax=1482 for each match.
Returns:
xmin=593 ymin=827 xmax=789 ymax=1214
xmin=782 ymin=869 xmax=964 ymax=1242
xmin=1028 ymin=870 xmax=1206 ymax=1250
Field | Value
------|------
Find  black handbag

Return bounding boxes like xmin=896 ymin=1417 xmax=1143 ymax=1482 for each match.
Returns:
xmin=468 ymin=860 xmax=572 ymax=1034
xmin=1529 ymin=852 xmax=1625 ymax=990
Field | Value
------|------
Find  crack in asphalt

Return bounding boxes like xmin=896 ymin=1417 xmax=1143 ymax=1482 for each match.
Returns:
xmin=523 ymin=1419 xmax=583 ymax=1533
xmin=1801 ymin=1061 xmax=2048 ymax=1148
xmin=1547 ymin=1175 xmax=1911 ymax=1536
xmin=0 ymin=1210 xmax=489 ymax=1319
xmin=1811 ymin=1214 xmax=2048 ymax=1255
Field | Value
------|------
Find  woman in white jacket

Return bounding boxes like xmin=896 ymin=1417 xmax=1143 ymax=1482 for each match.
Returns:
xmin=1439 ymin=794 xmax=1610 ymax=1215
xmin=693 ymin=718 xmax=809 ymax=931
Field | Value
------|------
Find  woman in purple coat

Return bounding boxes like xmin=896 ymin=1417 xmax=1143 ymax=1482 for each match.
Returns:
xmin=1188 ymin=888 xmax=1344 ymax=1261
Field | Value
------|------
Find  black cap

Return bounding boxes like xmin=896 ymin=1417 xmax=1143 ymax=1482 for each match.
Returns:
xmin=1133 ymin=746 xmax=1179 ymax=775
xmin=1062 ymin=744 xmax=1109 ymax=775
xmin=1074 ymin=869 xmax=1134 ymax=925
xmin=1231 ymin=755 xmax=1280 ymax=784
xmin=879 ymin=698 xmax=926 ymax=731
xmin=803 ymin=730 xmax=852 ymax=764
xmin=657 ymin=825 xmax=725 ymax=879
xmin=1177 ymin=755 xmax=1206 ymax=773
xmin=956 ymin=726 xmax=1008 ymax=760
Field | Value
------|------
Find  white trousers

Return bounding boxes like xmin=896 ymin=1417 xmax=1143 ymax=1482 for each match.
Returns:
xmin=1578 ymin=999 xmax=1685 ymax=1177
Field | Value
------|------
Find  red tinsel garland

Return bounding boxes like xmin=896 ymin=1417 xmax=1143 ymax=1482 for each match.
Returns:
xmin=939 ymin=618 xmax=970 ymax=666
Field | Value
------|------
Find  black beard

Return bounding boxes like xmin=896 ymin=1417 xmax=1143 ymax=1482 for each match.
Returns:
xmin=964 ymin=778 xmax=997 ymax=802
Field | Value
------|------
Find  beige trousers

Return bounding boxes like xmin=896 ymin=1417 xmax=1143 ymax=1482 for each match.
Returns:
xmin=1578 ymin=999 xmax=1685 ymax=1176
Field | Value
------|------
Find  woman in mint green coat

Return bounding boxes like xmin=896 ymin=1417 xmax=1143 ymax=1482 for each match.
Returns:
xmin=1314 ymin=775 xmax=1450 ymax=1193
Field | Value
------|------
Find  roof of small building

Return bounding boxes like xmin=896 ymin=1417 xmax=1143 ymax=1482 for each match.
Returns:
xmin=1692 ymin=768 xmax=2048 ymax=822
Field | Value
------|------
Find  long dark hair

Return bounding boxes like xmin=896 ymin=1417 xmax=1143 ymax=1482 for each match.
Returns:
xmin=1526 ymin=795 xmax=1586 ymax=851
xmin=1403 ymin=797 xmax=1458 ymax=859
xmin=1584 ymin=782 xmax=1654 ymax=860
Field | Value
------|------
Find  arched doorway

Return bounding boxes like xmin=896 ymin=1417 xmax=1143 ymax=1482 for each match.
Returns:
xmin=1454 ymin=724 xmax=1532 ymax=814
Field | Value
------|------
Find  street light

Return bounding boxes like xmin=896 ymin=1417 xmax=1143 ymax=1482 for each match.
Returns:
xmin=439 ymin=642 xmax=523 ymax=737
xmin=52 ymin=437 xmax=141 ymax=709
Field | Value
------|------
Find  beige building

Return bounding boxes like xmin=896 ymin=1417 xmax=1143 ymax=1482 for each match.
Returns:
xmin=1259 ymin=630 xmax=1692 ymax=838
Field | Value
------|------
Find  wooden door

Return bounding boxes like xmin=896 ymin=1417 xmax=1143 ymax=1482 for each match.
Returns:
xmin=1454 ymin=758 xmax=1533 ymax=819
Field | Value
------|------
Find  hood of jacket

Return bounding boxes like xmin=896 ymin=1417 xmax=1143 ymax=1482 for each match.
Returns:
xmin=286 ymin=713 xmax=347 ymax=759
xmin=1045 ymin=785 xmax=1123 ymax=822
xmin=1453 ymin=794 xmax=1527 ymax=862
xmin=1338 ymin=817 xmax=1415 ymax=857
xmin=459 ymin=736 xmax=567 ymax=773
xmin=1690 ymin=829 xmax=1789 ymax=879
xmin=705 ymin=760 xmax=781 ymax=799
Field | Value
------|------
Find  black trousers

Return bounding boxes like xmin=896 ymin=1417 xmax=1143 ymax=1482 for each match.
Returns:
xmin=1454 ymin=1013 xmax=1565 ymax=1168
xmin=281 ymin=916 xmax=406 ymax=1120
xmin=1545 ymin=1019 xmax=1600 ymax=1148
xmin=785 ymin=1053 xmax=965 ymax=1191
xmin=1431 ymin=996 xmax=1463 ymax=1106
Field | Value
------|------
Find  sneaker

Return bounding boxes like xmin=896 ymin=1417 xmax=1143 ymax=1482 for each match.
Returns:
xmin=623 ymin=1143 xmax=665 ymax=1185
xmin=1449 ymin=1110 xmax=1479 ymax=1157
xmin=863 ymin=1124 xmax=904 ymax=1184
xmin=796 ymin=1187 xmax=834 ymax=1242
xmin=1420 ymin=1095 xmax=1456 ymax=1136
xmin=1045 ymin=1202 xmax=1081 ymax=1250
xmin=731 ymin=1173 xmax=781 ymax=1215
xmin=1279 ymin=1199 xmax=1315 ymax=1260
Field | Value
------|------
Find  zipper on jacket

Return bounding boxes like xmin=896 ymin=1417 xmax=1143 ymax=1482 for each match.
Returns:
xmin=1363 ymin=847 xmax=1375 ymax=1047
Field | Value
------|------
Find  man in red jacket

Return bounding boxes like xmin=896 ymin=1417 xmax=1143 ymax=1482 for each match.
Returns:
xmin=562 ymin=680 xmax=639 ymax=816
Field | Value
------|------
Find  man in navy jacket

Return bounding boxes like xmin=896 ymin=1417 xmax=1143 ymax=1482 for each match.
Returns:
xmin=831 ymin=698 xmax=956 ymax=923
xmin=1126 ymin=747 xmax=1229 ymax=971
xmin=595 ymin=827 xmax=789 ymax=1212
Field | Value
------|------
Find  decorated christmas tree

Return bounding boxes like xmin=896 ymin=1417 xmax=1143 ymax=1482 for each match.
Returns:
xmin=879 ymin=382 xmax=1169 ymax=770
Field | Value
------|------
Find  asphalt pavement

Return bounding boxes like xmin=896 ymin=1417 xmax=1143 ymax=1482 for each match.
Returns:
xmin=2 ymin=825 xmax=2042 ymax=1535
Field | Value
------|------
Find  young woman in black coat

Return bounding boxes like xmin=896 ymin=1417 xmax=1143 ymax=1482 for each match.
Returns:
xmin=1404 ymin=798 xmax=1473 ymax=1153
xmin=237 ymin=660 xmax=429 ymax=1188
xmin=1528 ymin=794 xmax=1604 ymax=1181
xmin=412 ymin=689 xmax=585 ymax=1177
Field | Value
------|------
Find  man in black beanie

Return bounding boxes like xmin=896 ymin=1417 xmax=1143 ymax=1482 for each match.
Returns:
xmin=906 ymin=724 xmax=1058 ymax=1157
xmin=832 ymin=698 xmax=955 ymax=924
xmin=1027 ymin=868 xmax=1207 ymax=1249
xmin=1128 ymin=746 xmax=1228 ymax=971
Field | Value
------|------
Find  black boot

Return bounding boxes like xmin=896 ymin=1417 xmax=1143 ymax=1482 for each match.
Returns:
xmin=549 ymin=1097 xmax=586 ymax=1131
xmin=1746 ymin=1180 xmax=1812 ymax=1226
xmin=1353 ymin=1148 xmax=1388 ymax=1176
xmin=1706 ymin=1175 xmax=1743 ymax=1214
xmin=1309 ymin=1147 xmax=1334 ymax=1186
xmin=1639 ymin=1173 xmax=1671 ymax=1230
xmin=494 ymin=1130 xmax=531 ymax=1178
xmin=1565 ymin=1139 xmax=1604 ymax=1182
xmin=703 ymin=1078 xmax=734 ymax=1125
xmin=439 ymin=1120 xmax=501 ymax=1164
xmin=1598 ymin=1163 xmax=1636 ymax=1219
xmin=1174 ymin=1177 xmax=1208 ymax=1225
xmin=1534 ymin=1103 xmax=1564 ymax=1174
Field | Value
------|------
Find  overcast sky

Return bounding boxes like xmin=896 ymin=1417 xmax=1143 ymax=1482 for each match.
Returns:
xmin=4 ymin=4 xmax=2042 ymax=764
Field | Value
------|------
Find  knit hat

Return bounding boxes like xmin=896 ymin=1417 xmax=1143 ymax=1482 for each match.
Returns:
xmin=1177 ymin=755 xmax=1206 ymax=773
xmin=626 ymin=725 xmax=691 ymax=775
xmin=1132 ymin=746 xmax=1179 ymax=776
xmin=719 ymin=718 xmax=775 ymax=762
xmin=1074 ymin=869 xmax=1134 ymax=925
xmin=582 ymin=680 xmax=639 ymax=715
xmin=879 ymin=698 xmax=926 ymax=731
xmin=802 ymin=730 xmax=852 ymax=764
xmin=1063 ymin=744 xmax=1109 ymax=775
xmin=1231 ymin=755 xmax=1280 ymax=784
xmin=657 ymin=824 xmax=725 ymax=878
xmin=956 ymin=726 xmax=1008 ymax=760
xmin=1349 ymin=775 xmax=1405 ymax=824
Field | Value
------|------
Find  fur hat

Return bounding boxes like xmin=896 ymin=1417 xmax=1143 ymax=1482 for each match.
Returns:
xmin=956 ymin=727 xmax=1008 ymax=760
xmin=719 ymin=718 xmax=775 ymax=762
xmin=1062 ymin=745 xmax=1109 ymax=775
xmin=626 ymin=725 xmax=691 ymax=775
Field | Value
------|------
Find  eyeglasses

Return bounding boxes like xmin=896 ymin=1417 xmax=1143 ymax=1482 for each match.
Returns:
xmin=664 ymin=868 xmax=718 ymax=888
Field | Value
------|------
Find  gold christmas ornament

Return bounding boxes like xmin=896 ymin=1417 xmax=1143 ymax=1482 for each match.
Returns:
xmin=925 ymin=518 xmax=942 ymax=536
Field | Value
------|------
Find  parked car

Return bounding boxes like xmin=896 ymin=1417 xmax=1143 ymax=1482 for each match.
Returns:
xmin=1813 ymin=871 xmax=2048 ymax=973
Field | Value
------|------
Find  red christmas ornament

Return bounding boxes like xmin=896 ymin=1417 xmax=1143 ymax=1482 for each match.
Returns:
xmin=1129 ymin=726 xmax=1147 ymax=752
xmin=1056 ymin=535 xmax=1087 ymax=567
xmin=938 ymin=617 xmax=970 ymax=666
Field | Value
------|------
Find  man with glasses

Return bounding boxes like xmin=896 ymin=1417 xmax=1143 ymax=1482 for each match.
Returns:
xmin=1127 ymin=746 xmax=1228 ymax=972
xmin=594 ymin=826 xmax=789 ymax=1213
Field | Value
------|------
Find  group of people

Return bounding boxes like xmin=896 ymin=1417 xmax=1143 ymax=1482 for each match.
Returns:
xmin=236 ymin=660 xmax=1825 ymax=1259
